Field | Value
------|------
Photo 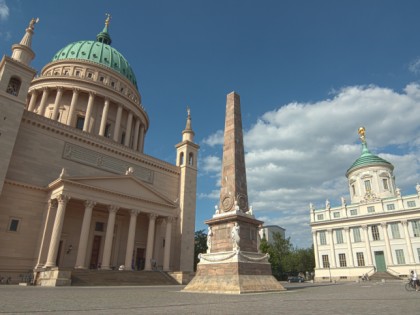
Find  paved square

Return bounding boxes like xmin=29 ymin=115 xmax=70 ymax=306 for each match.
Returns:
xmin=0 ymin=281 xmax=418 ymax=314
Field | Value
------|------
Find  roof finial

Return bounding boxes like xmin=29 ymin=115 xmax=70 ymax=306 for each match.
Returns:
xmin=358 ymin=127 xmax=366 ymax=143
xmin=187 ymin=106 xmax=191 ymax=117
xmin=105 ymin=13 xmax=111 ymax=27
xmin=28 ymin=17 xmax=39 ymax=30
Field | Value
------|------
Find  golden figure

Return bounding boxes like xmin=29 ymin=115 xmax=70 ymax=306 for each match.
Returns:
xmin=358 ymin=127 xmax=366 ymax=142
xmin=105 ymin=13 xmax=111 ymax=27
xmin=29 ymin=18 xmax=39 ymax=30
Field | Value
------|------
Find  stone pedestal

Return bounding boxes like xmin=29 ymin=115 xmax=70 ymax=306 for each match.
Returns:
xmin=36 ymin=268 xmax=72 ymax=286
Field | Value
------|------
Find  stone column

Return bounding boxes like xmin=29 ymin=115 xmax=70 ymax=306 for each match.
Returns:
xmin=380 ymin=222 xmax=393 ymax=265
xmin=401 ymin=220 xmax=415 ymax=263
xmin=44 ymin=194 xmax=70 ymax=268
xmin=101 ymin=205 xmax=119 ymax=270
xmin=144 ymin=213 xmax=158 ymax=270
xmin=37 ymin=88 xmax=49 ymax=116
xmin=124 ymin=210 xmax=139 ymax=269
xmin=83 ymin=92 xmax=95 ymax=132
xmin=344 ymin=227 xmax=354 ymax=267
xmin=163 ymin=217 xmax=174 ymax=271
xmin=133 ymin=119 xmax=140 ymax=150
xmin=27 ymin=90 xmax=38 ymax=112
xmin=75 ymin=200 xmax=96 ymax=269
xmin=35 ymin=199 xmax=57 ymax=269
xmin=362 ymin=225 xmax=373 ymax=266
xmin=312 ymin=231 xmax=320 ymax=269
xmin=327 ymin=229 xmax=336 ymax=267
xmin=51 ymin=87 xmax=63 ymax=121
xmin=124 ymin=111 xmax=133 ymax=146
xmin=113 ymin=105 xmax=123 ymax=142
xmin=67 ymin=88 xmax=80 ymax=126
xmin=99 ymin=98 xmax=110 ymax=136
xmin=138 ymin=125 xmax=145 ymax=153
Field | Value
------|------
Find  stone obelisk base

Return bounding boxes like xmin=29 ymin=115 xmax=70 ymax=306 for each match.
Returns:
xmin=183 ymin=251 xmax=286 ymax=294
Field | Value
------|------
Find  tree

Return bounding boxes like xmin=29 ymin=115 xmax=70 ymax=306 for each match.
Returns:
xmin=194 ymin=229 xmax=207 ymax=271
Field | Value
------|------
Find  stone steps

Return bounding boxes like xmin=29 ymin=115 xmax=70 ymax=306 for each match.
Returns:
xmin=369 ymin=271 xmax=401 ymax=281
xmin=71 ymin=270 xmax=179 ymax=286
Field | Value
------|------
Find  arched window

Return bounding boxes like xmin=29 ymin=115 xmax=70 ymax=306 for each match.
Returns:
xmin=6 ymin=77 xmax=21 ymax=96
xmin=179 ymin=152 xmax=184 ymax=165
xmin=188 ymin=153 xmax=194 ymax=166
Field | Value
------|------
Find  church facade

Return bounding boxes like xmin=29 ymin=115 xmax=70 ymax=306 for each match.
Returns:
xmin=310 ymin=128 xmax=420 ymax=282
xmin=0 ymin=18 xmax=198 ymax=285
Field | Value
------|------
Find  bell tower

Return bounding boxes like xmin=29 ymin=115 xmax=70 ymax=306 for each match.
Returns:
xmin=0 ymin=18 xmax=38 ymax=193
xmin=175 ymin=108 xmax=199 ymax=273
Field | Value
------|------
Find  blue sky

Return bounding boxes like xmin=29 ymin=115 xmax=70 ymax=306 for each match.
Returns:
xmin=1 ymin=0 xmax=420 ymax=248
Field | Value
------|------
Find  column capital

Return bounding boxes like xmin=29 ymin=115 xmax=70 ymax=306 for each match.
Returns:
xmin=165 ymin=216 xmax=175 ymax=224
xmin=56 ymin=194 xmax=70 ymax=205
xmin=361 ymin=224 xmax=368 ymax=231
xmin=42 ymin=87 xmax=49 ymax=92
xmin=108 ymin=205 xmax=119 ymax=214
xmin=72 ymin=88 xmax=80 ymax=94
xmin=104 ymin=97 xmax=110 ymax=103
xmin=130 ymin=209 xmax=140 ymax=216
xmin=401 ymin=219 xmax=408 ymax=226
xmin=30 ymin=89 xmax=38 ymax=96
xmin=48 ymin=198 xmax=58 ymax=209
xmin=344 ymin=227 xmax=350 ymax=232
xmin=148 ymin=213 xmax=158 ymax=220
xmin=327 ymin=228 xmax=333 ymax=233
xmin=312 ymin=230 xmax=317 ymax=236
xmin=88 ymin=91 xmax=96 ymax=97
xmin=56 ymin=86 xmax=64 ymax=92
xmin=84 ymin=200 xmax=96 ymax=209
xmin=380 ymin=222 xmax=388 ymax=228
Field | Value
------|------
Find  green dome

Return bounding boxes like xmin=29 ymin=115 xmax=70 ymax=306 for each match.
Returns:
xmin=51 ymin=25 xmax=138 ymax=90
xmin=346 ymin=142 xmax=393 ymax=176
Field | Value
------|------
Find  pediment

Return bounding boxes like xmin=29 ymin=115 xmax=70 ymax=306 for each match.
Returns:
xmin=59 ymin=174 xmax=176 ymax=207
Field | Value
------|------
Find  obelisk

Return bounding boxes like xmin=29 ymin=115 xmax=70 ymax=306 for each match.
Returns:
xmin=184 ymin=92 xmax=285 ymax=294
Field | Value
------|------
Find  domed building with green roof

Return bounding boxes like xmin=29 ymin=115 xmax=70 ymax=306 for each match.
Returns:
xmin=310 ymin=128 xmax=420 ymax=282
xmin=0 ymin=17 xmax=199 ymax=286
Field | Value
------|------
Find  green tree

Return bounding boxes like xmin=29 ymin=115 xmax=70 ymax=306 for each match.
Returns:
xmin=194 ymin=229 xmax=207 ymax=271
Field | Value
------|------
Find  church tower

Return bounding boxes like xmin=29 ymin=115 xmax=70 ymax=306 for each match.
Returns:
xmin=175 ymin=108 xmax=199 ymax=273
xmin=0 ymin=18 xmax=38 ymax=193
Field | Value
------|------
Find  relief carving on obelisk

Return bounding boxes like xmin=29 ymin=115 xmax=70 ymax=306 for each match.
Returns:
xmin=219 ymin=92 xmax=249 ymax=213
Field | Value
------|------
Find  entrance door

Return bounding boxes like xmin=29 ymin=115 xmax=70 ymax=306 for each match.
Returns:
xmin=90 ymin=236 xmax=102 ymax=269
xmin=136 ymin=248 xmax=145 ymax=270
xmin=374 ymin=251 xmax=386 ymax=272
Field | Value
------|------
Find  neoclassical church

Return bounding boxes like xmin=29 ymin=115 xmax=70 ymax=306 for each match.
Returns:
xmin=310 ymin=127 xmax=420 ymax=282
xmin=0 ymin=17 xmax=199 ymax=285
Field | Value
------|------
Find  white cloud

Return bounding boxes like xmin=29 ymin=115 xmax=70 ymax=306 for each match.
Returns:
xmin=201 ymin=129 xmax=224 ymax=146
xmin=0 ymin=0 xmax=9 ymax=21
xmin=201 ymin=155 xmax=221 ymax=174
xmin=200 ymin=83 xmax=420 ymax=247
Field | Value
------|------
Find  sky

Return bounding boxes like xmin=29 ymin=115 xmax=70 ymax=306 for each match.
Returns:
xmin=1 ymin=0 xmax=420 ymax=248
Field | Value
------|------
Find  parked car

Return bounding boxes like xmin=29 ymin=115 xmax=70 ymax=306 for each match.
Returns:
xmin=287 ymin=276 xmax=305 ymax=283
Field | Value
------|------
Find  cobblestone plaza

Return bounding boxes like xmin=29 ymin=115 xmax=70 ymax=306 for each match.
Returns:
xmin=1 ymin=281 xmax=418 ymax=314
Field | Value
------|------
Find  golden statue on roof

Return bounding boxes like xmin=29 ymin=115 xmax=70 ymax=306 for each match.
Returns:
xmin=105 ymin=13 xmax=111 ymax=27
xmin=28 ymin=17 xmax=39 ymax=30
xmin=358 ymin=126 xmax=366 ymax=143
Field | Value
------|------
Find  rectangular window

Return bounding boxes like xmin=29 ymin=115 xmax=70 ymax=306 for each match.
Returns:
xmin=390 ymin=223 xmax=401 ymax=239
xmin=367 ymin=206 xmax=375 ymax=213
xmin=339 ymin=253 xmax=347 ymax=267
xmin=382 ymin=178 xmax=389 ymax=190
xmin=386 ymin=204 xmax=395 ymax=211
xmin=336 ymin=229 xmax=344 ymax=244
xmin=407 ymin=201 xmax=416 ymax=208
xmin=350 ymin=209 xmax=357 ymax=216
xmin=319 ymin=231 xmax=327 ymax=245
xmin=356 ymin=252 xmax=365 ymax=266
xmin=95 ymin=222 xmax=104 ymax=232
xmin=104 ymin=123 xmax=112 ymax=138
xmin=76 ymin=116 xmax=85 ymax=130
xmin=8 ymin=218 xmax=20 ymax=232
xmin=333 ymin=212 xmax=340 ymax=218
xmin=353 ymin=227 xmax=362 ymax=242
xmin=412 ymin=220 xmax=420 ymax=237
xmin=395 ymin=249 xmax=406 ymax=264
xmin=371 ymin=225 xmax=380 ymax=241
xmin=364 ymin=180 xmax=371 ymax=191
xmin=322 ymin=255 xmax=330 ymax=268
xmin=317 ymin=214 xmax=324 ymax=220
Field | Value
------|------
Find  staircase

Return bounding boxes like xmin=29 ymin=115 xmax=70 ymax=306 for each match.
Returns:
xmin=71 ymin=270 xmax=179 ymax=286
xmin=368 ymin=271 xmax=401 ymax=282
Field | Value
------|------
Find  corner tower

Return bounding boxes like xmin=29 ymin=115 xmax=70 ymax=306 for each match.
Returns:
xmin=0 ymin=18 xmax=38 ymax=193
xmin=175 ymin=108 xmax=199 ymax=273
